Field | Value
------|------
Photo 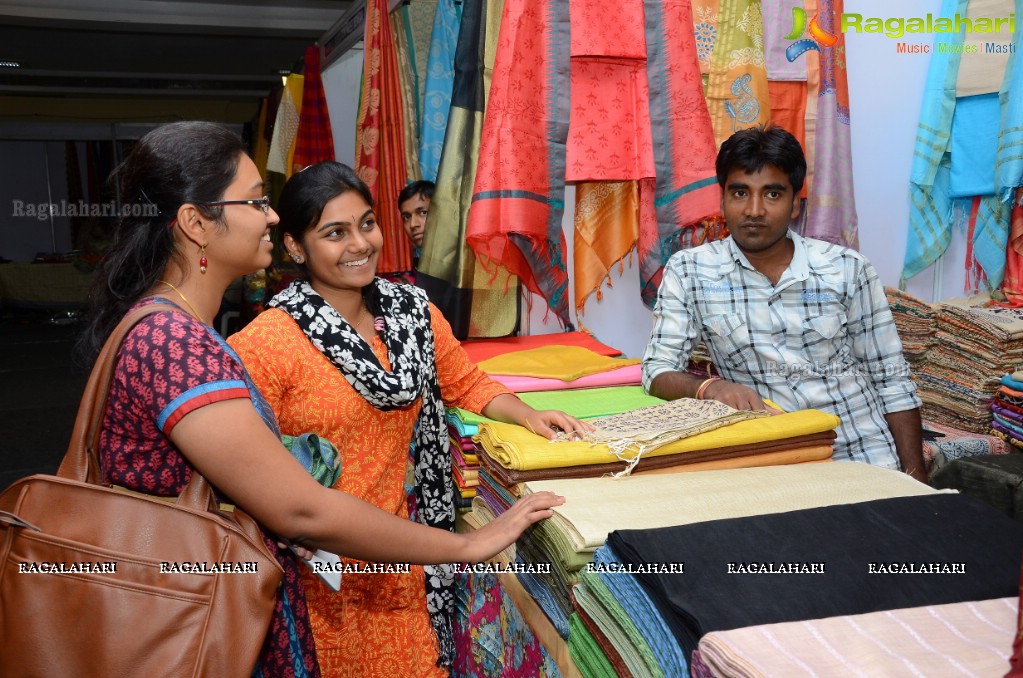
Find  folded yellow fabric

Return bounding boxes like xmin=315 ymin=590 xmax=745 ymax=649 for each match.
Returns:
xmin=476 ymin=345 xmax=640 ymax=381
xmin=476 ymin=409 xmax=841 ymax=471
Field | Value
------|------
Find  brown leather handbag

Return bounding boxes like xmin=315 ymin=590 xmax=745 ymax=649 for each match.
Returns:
xmin=0 ymin=305 xmax=282 ymax=677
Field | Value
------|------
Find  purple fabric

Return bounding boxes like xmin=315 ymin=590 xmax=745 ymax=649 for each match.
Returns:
xmin=762 ymin=0 xmax=806 ymax=80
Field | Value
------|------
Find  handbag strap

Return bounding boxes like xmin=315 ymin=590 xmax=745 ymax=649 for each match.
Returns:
xmin=57 ymin=302 xmax=217 ymax=512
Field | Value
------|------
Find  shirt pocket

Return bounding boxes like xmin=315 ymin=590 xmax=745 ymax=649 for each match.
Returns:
xmin=800 ymin=312 xmax=847 ymax=368
xmin=704 ymin=314 xmax=753 ymax=369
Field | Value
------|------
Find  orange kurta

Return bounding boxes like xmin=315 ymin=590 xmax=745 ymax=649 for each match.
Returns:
xmin=229 ymin=304 xmax=508 ymax=676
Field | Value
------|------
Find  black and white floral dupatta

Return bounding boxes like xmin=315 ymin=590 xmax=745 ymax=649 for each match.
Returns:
xmin=269 ymin=279 xmax=457 ymax=666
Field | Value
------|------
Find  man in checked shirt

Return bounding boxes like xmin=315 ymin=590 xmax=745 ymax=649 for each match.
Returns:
xmin=642 ymin=126 xmax=925 ymax=481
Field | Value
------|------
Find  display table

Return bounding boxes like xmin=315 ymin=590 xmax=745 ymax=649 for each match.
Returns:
xmin=0 ymin=263 xmax=94 ymax=309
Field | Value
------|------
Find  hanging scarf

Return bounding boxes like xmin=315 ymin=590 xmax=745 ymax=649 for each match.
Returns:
xmin=419 ymin=0 xmax=462 ymax=182
xmin=903 ymin=0 xmax=969 ymax=283
xmin=292 ymin=45 xmax=335 ymax=175
xmin=802 ymin=0 xmax=859 ymax=249
xmin=356 ymin=0 xmax=413 ymax=275
xmin=416 ymin=0 xmax=519 ymax=340
xmin=268 ymin=279 xmax=457 ymax=667
xmin=705 ymin=0 xmax=770 ymax=145
xmin=467 ymin=0 xmax=720 ymax=324
xmin=996 ymin=12 xmax=1023 ymax=200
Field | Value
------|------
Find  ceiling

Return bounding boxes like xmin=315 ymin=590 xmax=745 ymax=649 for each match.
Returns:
xmin=0 ymin=0 xmax=355 ymax=126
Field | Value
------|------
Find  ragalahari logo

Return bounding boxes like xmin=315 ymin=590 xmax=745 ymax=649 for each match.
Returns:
xmin=785 ymin=7 xmax=840 ymax=62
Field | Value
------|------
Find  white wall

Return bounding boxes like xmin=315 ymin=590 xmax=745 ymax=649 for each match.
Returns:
xmin=323 ymin=0 xmax=971 ymax=356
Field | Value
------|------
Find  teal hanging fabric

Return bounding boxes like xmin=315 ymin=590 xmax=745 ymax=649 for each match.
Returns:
xmin=419 ymin=0 xmax=462 ymax=182
xmin=902 ymin=0 xmax=968 ymax=283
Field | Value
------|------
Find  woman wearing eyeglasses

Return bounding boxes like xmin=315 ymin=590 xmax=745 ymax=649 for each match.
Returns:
xmin=79 ymin=122 xmax=565 ymax=678
xmin=227 ymin=161 xmax=589 ymax=676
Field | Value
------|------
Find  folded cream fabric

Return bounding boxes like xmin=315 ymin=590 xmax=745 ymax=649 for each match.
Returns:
xmin=476 ymin=345 xmax=640 ymax=381
xmin=475 ymin=408 xmax=841 ymax=471
xmin=524 ymin=462 xmax=943 ymax=553
xmin=696 ymin=597 xmax=1016 ymax=678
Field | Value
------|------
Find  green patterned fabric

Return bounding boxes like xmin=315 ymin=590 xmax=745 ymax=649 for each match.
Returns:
xmin=281 ymin=433 xmax=341 ymax=487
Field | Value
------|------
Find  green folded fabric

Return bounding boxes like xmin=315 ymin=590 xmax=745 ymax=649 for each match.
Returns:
xmin=569 ymin=613 xmax=618 ymax=678
xmin=281 ymin=433 xmax=341 ymax=487
xmin=453 ymin=386 xmax=665 ymax=426
xmin=579 ymin=568 xmax=663 ymax=677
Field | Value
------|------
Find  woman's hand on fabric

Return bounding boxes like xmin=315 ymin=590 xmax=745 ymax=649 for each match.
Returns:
xmin=464 ymin=491 xmax=565 ymax=561
xmin=701 ymin=380 xmax=774 ymax=413
xmin=522 ymin=409 xmax=594 ymax=441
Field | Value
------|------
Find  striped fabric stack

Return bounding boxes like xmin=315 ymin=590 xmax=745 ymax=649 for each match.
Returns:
xmin=884 ymin=286 xmax=937 ymax=378
xmin=916 ymin=297 xmax=1023 ymax=433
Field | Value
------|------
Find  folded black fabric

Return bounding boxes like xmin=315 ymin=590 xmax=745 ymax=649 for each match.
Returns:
xmin=607 ymin=493 xmax=1023 ymax=660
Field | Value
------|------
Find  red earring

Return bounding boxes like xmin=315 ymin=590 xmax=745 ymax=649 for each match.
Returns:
xmin=199 ymin=244 xmax=208 ymax=274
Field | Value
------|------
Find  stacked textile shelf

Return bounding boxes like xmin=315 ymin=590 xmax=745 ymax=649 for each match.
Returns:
xmin=916 ymin=296 xmax=1023 ymax=432
xmin=454 ymin=331 xmax=637 ymax=676
xmin=551 ymin=464 xmax=948 ymax=676
xmin=467 ymin=406 xmax=842 ymax=656
xmin=599 ymin=493 xmax=1023 ymax=676
xmin=449 ymin=414 xmax=480 ymax=506
xmin=991 ymin=373 xmax=1023 ymax=450
xmin=884 ymin=286 xmax=937 ymax=377
xmin=448 ymin=385 xmax=659 ymax=509
xmin=450 ymin=336 xmax=642 ymax=509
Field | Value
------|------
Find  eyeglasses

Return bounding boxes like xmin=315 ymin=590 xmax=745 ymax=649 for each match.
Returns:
xmin=200 ymin=196 xmax=271 ymax=214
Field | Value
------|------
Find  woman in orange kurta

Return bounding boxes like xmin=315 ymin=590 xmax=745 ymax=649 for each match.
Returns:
xmin=228 ymin=162 xmax=586 ymax=676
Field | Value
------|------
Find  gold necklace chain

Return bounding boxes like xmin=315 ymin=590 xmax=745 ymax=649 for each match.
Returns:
xmin=157 ymin=280 xmax=206 ymax=324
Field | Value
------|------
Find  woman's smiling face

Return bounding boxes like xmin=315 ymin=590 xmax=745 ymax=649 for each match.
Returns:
xmin=288 ymin=190 xmax=382 ymax=294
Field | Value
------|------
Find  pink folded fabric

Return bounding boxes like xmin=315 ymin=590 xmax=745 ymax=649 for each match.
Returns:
xmin=491 ymin=364 xmax=642 ymax=393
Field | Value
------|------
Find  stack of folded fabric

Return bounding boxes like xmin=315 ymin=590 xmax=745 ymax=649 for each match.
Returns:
xmin=448 ymin=411 xmax=481 ymax=508
xmin=693 ymin=597 xmax=1016 ymax=677
xmin=565 ymin=466 xmax=960 ymax=677
xmin=453 ymin=332 xmax=641 ymax=509
xmin=576 ymin=397 xmax=767 ymax=470
xmin=532 ymin=463 xmax=940 ymax=655
xmin=476 ymin=344 xmax=641 ymax=393
xmin=916 ymin=296 xmax=1023 ymax=432
xmin=605 ymin=493 xmax=1023 ymax=671
xmin=884 ymin=286 xmax=937 ymax=376
xmin=475 ymin=407 xmax=840 ymax=486
xmin=452 ymin=386 xmax=665 ymax=513
xmin=991 ymin=372 xmax=1023 ymax=449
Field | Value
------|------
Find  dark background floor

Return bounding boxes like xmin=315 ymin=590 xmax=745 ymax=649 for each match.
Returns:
xmin=0 ymin=310 xmax=88 ymax=491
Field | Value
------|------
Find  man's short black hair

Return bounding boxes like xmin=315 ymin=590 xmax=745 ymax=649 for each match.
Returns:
xmin=715 ymin=126 xmax=807 ymax=194
xmin=398 ymin=180 xmax=435 ymax=207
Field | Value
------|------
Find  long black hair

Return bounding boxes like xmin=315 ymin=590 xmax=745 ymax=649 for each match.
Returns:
xmin=78 ymin=121 xmax=246 ymax=363
xmin=275 ymin=162 xmax=385 ymax=313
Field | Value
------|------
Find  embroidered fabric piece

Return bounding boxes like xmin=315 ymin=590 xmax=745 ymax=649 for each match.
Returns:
xmin=569 ymin=397 xmax=766 ymax=475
